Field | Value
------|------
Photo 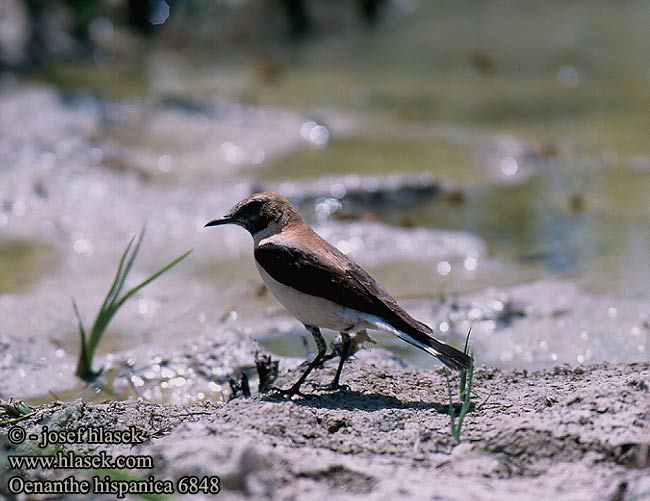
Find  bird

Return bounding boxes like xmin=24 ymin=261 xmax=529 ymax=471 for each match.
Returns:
xmin=205 ymin=192 xmax=470 ymax=397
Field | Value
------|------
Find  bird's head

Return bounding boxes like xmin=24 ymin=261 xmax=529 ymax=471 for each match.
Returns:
xmin=204 ymin=192 xmax=300 ymax=236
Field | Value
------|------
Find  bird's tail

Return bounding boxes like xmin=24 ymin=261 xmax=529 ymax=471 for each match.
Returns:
xmin=372 ymin=317 xmax=471 ymax=371
xmin=422 ymin=336 xmax=471 ymax=371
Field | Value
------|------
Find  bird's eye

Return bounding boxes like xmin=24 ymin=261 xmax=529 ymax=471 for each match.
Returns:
xmin=240 ymin=200 xmax=263 ymax=215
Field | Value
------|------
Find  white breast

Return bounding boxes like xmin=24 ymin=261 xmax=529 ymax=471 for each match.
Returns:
xmin=256 ymin=263 xmax=371 ymax=332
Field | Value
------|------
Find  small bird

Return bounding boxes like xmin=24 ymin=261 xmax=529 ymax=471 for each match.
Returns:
xmin=205 ymin=192 xmax=470 ymax=396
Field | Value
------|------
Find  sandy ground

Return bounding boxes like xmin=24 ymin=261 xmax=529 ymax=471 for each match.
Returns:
xmin=2 ymin=354 xmax=649 ymax=500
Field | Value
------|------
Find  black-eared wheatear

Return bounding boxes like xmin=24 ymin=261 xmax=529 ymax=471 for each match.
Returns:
xmin=205 ymin=192 xmax=470 ymax=396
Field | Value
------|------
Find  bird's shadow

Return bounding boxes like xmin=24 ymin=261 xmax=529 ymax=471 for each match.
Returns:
xmin=262 ymin=389 xmax=472 ymax=413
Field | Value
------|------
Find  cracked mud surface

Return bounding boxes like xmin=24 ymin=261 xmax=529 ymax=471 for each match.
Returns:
xmin=3 ymin=360 xmax=649 ymax=500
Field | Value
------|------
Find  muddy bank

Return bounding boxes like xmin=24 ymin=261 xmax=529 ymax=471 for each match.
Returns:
xmin=3 ymin=360 xmax=649 ymax=500
xmin=5 ymin=274 xmax=647 ymax=403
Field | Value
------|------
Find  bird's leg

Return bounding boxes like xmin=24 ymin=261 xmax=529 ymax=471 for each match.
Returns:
xmin=272 ymin=325 xmax=326 ymax=397
xmin=313 ymin=332 xmax=352 ymax=391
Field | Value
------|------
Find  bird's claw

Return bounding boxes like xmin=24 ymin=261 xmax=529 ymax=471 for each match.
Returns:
xmin=311 ymin=382 xmax=350 ymax=392
xmin=269 ymin=386 xmax=311 ymax=399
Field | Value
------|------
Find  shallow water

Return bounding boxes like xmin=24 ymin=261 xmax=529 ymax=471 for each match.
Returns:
xmin=261 ymin=135 xmax=478 ymax=182
xmin=0 ymin=239 xmax=58 ymax=293
xmin=371 ymin=165 xmax=650 ymax=299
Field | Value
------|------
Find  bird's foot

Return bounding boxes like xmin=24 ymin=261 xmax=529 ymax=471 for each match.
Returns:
xmin=297 ymin=352 xmax=336 ymax=370
xmin=311 ymin=381 xmax=350 ymax=392
xmin=269 ymin=385 xmax=311 ymax=399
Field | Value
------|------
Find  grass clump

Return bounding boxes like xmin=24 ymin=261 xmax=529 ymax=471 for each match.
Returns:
xmin=445 ymin=329 xmax=475 ymax=442
xmin=0 ymin=399 xmax=35 ymax=426
xmin=74 ymin=230 xmax=191 ymax=382
xmin=0 ymin=399 xmax=33 ymax=417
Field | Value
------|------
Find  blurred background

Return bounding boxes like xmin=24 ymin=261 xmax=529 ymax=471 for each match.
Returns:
xmin=1 ymin=0 xmax=649 ymax=400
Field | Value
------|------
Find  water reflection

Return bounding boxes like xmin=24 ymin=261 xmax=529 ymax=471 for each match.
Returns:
xmin=364 ymin=167 xmax=650 ymax=299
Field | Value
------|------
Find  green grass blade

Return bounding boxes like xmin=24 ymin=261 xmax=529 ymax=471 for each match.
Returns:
xmin=459 ymin=371 xmax=466 ymax=401
xmin=463 ymin=327 xmax=473 ymax=354
xmin=72 ymin=297 xmax=87 ymax=340
xmin=455 ymin=355 xmax=474 ymax=436
xmin=73 ymin=297 xmax=92 ymax=378
xmin=100 ymin=234 xmax=137 ymax=314
xmin=89 ymin=232 xmax=143 ymax=352
xmin=459 ymin=328 xmax=473 ymax=400
xmin=444 ymin=368 xmax=458 ymax=439
xmin=13 ymin=400 xmax=33 ymax=416
xmin=87 ymin=307 xmax=115 ymax=358
xmin=0 ymin=399 xmax=33 ymax=417
xmin=74 ymin=228 xmax=191 ymax=382
xmin=86 ymin=248 xmax=191 ymax=365
xmin=87 ymin=234 xmax=137 ymax=354
xmin=447 ymin=329 xmax=475 ymax=442
xmin=111 ymin=230 xmax=145 ymax=306
xmin=115 ymin=249 xmax=193 ymax=310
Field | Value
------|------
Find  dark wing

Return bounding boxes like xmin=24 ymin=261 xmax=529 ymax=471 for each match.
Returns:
xmin=255 ymin=241 xmax=470 ymax=370
xmin=255 ymin=241 xmax=410 ymax=324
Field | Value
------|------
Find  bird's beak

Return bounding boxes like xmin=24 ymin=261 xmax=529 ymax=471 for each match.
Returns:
xmin=204 ymin=216 xmax=235 ymax=228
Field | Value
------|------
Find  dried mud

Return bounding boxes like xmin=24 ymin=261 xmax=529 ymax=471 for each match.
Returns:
xmin=3 ymin=358 xmax=649 ymax=500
